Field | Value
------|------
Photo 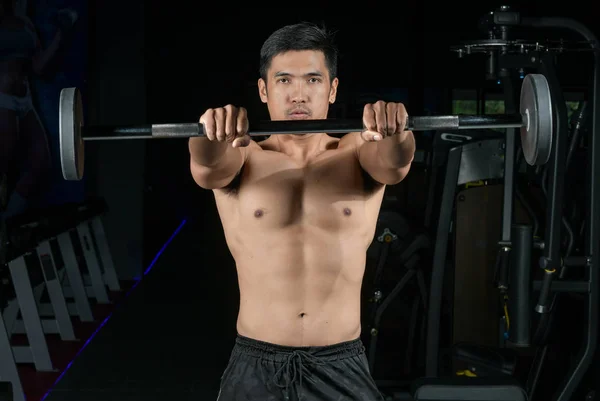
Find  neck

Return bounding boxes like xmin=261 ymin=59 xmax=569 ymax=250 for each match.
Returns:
xmin=276 ymin=133 xmax=327 ymax=160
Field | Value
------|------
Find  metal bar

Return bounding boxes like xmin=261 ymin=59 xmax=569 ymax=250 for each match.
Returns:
xmin=0 ymin=307 xmax=24 ymax=401
xmin=89 ymin=218 xmax=120 ymax=291
xmin=37 ymin=241 xmax=76 ymax=341
xmin=8 ymin=258 xmax=55 ymax=372
xmin=457 ymin=115 xmax=522 ymax=128
xmin=425 ymin=145 xmax=462 ymax=377
xmin=532 ymin=280 xmax=589 ymax=293
xmin=508 ymin=224 xmax=532 ymax=347
xmin=76 ymin=223 xmax=110 ymax=304
xmin=538 ymin=52 xmax=569 ymax=298
xmin=501 ymin=76 xmax=518 ymax=243
xmin=80 ymin=114 xmax=525 ymax=140
xmin=563 ymin=256 xmax=589 ymax=267
xmin=57 ymin=231 xmax=94 ymax=322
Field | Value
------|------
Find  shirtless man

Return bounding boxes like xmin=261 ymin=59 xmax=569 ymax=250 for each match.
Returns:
xmin=189 ymin=22 xmax=415 ymax=401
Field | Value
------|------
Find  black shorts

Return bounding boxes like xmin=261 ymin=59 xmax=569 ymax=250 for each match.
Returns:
xmin=217 ymin=334 xmax=384 ymax=401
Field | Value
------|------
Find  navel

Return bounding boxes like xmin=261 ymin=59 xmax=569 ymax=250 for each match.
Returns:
xmin=343 ymin=207 xmax=352 ymax=216
xmin=254 ymin=209 xmax=264 ymax=218
xmin=298 ymin=312 xmax=306 ymax=318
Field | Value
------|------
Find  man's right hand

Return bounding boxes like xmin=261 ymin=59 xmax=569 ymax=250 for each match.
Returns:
xmin=199 ymin=105 xmax=251 ymax=148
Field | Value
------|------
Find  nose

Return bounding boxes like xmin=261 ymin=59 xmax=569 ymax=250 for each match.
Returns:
xmin=290 ymin=82 xmax=308 ymax=103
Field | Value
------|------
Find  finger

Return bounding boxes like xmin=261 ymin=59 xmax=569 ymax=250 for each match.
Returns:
xmin=386 ymin=103 xmax=398 ymax=135
xmin=215 ymin=108 xmax=226 ymax=141
xmin=374 ymin=101 xmax=388 ymax=137
xmin=224 ymin=105 xmax=236 ymax=142
xmin=200 ymin=109 xmax=215 ymax=141
xmin=232 ymin=134 xmax=251 ymax=148
xmin=361 ymin=130 xmax=382 ymax=142
xmin=362 ymin=104 xmax=378 ymax=136
xmin=237 ymin=107 xmax=249 ymax=137
xmin=396 ymin=103 xmax=408 ymax=134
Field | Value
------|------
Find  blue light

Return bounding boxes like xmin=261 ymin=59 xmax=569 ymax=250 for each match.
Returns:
xmin=144 ymin=219 xmax=187 ymax=276
xmin=39 ymin=219 xmax=187 ymax=401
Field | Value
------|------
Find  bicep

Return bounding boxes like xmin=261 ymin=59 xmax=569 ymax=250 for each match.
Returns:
xmin=190 ymin=160 xmax=241 ymax=190
xmin=190 ymin=142 xmax=256 ymax=190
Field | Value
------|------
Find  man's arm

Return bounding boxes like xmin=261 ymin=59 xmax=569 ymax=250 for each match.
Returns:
xmin=353 ymin=130 xmax=416 ymax=185
xmin=190 ymin=105 xmax=253 ymax=190
xmin=189 ymin=138 xmax=250 ymax=190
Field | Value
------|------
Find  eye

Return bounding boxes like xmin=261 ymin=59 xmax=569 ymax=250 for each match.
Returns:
xmin=277 ymin=78 xmax=289 ymax=83
xmin=308 ymin=77 xmax=322 ymax=83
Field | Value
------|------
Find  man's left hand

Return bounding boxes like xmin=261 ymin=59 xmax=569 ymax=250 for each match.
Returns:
xmin=361 ymin=101 xmax=410 ymax=142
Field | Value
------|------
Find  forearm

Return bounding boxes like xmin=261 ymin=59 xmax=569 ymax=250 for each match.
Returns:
xmin=375 ymin=131 xmax=416 ymax=168
xmin=188 ymin=137 xmax=242 ymax=167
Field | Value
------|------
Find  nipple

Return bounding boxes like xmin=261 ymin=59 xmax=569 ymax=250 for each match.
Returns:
xmin=254 ymin=209 xmax=264 ymax=218
xmin=343 ymin=208 xmax=352 ymax=216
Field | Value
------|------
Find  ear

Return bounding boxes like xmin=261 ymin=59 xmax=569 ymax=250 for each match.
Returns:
xmin=329 ymin=77 xmax=339 ymax=104
xmin=258 ymin=78 xmax=268 ymax=103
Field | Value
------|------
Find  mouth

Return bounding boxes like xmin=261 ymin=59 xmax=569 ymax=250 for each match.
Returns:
xmin=288 ymin=109 xmax=311 ymax=119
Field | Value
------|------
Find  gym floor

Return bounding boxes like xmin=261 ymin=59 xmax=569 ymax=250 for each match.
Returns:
xmin=18 ymin=217 xmax=241 ymax=401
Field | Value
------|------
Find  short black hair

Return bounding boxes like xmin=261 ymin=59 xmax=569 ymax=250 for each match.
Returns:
xmin=259 ymin=22 xmax=338 ymax=82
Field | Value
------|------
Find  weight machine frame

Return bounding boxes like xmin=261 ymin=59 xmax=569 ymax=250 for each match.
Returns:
xmin=423 ymin=12 xmax=599 ymax=401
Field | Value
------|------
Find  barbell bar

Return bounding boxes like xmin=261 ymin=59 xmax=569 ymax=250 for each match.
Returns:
xmin=59 ymin=73 xmax=553 ymax=181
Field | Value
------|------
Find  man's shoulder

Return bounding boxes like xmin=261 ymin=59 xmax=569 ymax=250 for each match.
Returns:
xmin=235 ymin=139 xmax=264 ymax=157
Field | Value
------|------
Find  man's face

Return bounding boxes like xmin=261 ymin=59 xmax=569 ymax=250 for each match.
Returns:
xmin=258 ymin=50 xmax=338 ymax=121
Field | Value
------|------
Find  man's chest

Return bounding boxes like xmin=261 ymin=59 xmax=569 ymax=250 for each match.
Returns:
xmin=217 ymin=148 xmax=383 ymax=227
xmin=243 ymin=147 xmax=376 ymax=198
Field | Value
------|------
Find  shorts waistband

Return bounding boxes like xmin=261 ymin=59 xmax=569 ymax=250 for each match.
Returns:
xmin=234 ymin=334 xmax=365 ymax=362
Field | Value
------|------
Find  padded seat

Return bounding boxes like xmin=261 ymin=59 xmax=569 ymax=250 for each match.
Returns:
xmin=411 ymin=377 xmax=527 ymax=401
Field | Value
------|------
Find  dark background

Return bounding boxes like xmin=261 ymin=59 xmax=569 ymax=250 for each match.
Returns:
xmin=32 ymin=0 xmax=593 ymax=280
xmin=138 ymin=0 xmax=597 ymax=270
xmin=20 ymin=0 xmax=599 ymax=398
xmin=26 ymin=0 xmax=599 ymax=278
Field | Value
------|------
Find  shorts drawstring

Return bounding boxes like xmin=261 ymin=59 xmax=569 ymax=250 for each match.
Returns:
xmin=273 ymin=350 xmax=326 ymax=400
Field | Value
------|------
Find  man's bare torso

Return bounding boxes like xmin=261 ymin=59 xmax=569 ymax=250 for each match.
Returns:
xmin=213 ymin=133 xmax=385 ymax=346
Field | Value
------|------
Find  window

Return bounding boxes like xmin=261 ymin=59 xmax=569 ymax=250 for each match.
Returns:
xmin=452 ymin=100 xmax=478 ymax=115
xmin=485 ymin=100 xmax=505 ymax=115
xmin=452 ymin=89 xmax=586 ymax=121
xmin=452 ymin=89 xmax=478 ymax=115
xmin=565 ymin=101 xmax=580 ymax=119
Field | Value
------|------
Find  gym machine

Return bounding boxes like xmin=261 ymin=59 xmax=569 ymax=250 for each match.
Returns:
xmin=365 ymin=208 xmax=431 ymax=381
xmin=412 ymin=6 xmax=598 ymax=401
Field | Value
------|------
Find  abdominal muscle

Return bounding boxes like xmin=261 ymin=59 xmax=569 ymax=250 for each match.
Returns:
xmin=230 ymin=224 xmax=369 ymax=347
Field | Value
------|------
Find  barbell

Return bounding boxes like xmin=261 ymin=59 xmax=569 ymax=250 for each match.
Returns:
xmin=58 ymin=73 xmax=553 ymax=181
